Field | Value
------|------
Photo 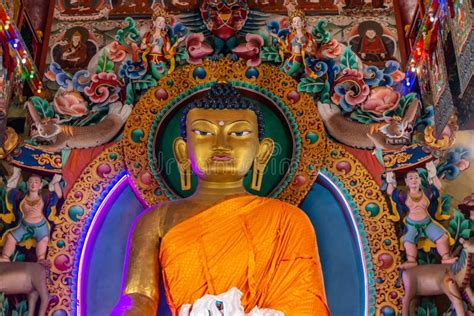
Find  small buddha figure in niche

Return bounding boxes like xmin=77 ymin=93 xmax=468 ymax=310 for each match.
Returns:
xmin=112 ymin=83 xmax=329 ymax=315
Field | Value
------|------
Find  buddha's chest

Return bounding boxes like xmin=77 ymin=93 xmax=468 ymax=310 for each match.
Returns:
xmin=160 ymin=202 xmax=215 ymax=237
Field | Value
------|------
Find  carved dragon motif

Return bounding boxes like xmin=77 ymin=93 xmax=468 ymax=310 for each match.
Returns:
xmin=317 ymin=98 xmax=420 ymax=150
xmin=26 ymin=101 xmax=131 ymax=152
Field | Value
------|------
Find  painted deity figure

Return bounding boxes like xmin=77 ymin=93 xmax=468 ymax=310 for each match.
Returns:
xmin=273 ymin=8 xmax=313 ymax=76
xmin=61 ymin=31 xmax=88 ymax=70
xmin=141 ymin=6 xmax=185 ymax=79
xmin=112 ymin=83 xmax=329 ymax=315
xmin=0 ymin=167 xmax=62 ymax=265
xmin=386 ymin=162 xmax=457 ymax=269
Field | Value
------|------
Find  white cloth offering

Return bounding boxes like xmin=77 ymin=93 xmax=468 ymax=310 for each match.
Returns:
xmin=179 ymin=287 xmax=284 ymax=316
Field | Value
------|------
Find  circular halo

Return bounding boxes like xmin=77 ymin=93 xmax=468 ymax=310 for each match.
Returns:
xmin=123 ymin=59 xmax=327 ymax=206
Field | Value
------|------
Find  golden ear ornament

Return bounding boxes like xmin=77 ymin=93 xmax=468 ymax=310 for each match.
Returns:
xmin=177 ymin=160 xmax=192 ymax=191
xmin=250 ymin=158 xmax=265 ymax=191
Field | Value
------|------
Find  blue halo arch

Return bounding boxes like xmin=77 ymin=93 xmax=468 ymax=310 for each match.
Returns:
xmin=76 ymin=170 xmax=367 ymax=316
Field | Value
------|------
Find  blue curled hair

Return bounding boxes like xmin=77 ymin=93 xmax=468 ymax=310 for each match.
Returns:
xmin=180 ymin=83 xmax=265 ymax=141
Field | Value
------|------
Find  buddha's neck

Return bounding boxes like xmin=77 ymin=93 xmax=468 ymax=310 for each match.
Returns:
xmin=191 ymin=180 xmax=247 ymax=202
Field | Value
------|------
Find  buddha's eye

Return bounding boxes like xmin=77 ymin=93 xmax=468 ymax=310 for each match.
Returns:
xmin=193 ymin=129 xmax=213 ymax=136
xmin=229 ymin=130 xmax=251 ymax=137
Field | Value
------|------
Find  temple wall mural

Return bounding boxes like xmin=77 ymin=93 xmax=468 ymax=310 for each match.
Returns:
xmin=0 ymin=0 xmax=473 ymax=316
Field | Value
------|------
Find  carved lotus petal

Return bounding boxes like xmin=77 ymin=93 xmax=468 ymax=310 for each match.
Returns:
xmin=362 ymin=86 xmax=400 ymax=115
xmin=186 ymin=33 xmax=214 ymax=65
xmin=53 ymin=89 xmax=89 ymax=117
xmin=108 ymin=41 xmax=127 ymax=62
xmin=232 ymin=34 xmax=263 ymax=67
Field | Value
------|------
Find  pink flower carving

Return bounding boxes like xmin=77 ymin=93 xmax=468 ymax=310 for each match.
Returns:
xmin=108 ymin=41 xmax=127 ymax=62
xmin=361 ymin=86 xmax=401 ymax=115
xmin=321 ymin=39 xmax=342 ymax=59
xmin=456 ymin=159 xmax=470 ymax=171
xmin=345 ymin=84 xmax=371 ymax=106
xmin=53 ymin=89 xmax=89 ymax=117
xmin=108 ymin=41 xmax=140 ymax=63
xmin=232 ymin=34 xmax=264 ymax=67
xmin=333 ymin=69 xmax=370 ymax=109
xmin=186 ymin=33 xmax=214 ymax=65
xmin=84 ymin=72 xmax=122 ymax=104
xmin=390 ymin=70 xmax=405 ymax=83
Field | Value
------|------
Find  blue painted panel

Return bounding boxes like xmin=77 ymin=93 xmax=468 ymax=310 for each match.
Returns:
xmin=300 ymin=178 xmax=364 ymax=316
xmin=85 ymin=185 xmax=144 ymax=316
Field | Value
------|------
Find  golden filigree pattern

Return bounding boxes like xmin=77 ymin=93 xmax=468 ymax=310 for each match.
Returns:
xmin=122 ymin=58 xmax=328 ymax=206
xmin=423 ymin=115 xmax=458 ymax=150
xmin=383 ymin=152 xmax=411 ymax=168
xmin=32 ymin=154 xmax=63 ymax=169
xmin=46 ymin=143 xmax=125 ymax=315
xmin=322 ymin=141 xmax=403 ymax=315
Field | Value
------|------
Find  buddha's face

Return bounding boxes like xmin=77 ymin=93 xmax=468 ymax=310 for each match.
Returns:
xmin=174 ymin=108 xmax=273 ymax=183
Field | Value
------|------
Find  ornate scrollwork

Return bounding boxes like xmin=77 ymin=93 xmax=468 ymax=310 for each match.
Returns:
xmin=383 ymin=152 xmax=412 ymax=169
xmin=46 ymin=143 xmax=126 ymax=315
xmin=322 ymin=141 xmax=403 ymax=315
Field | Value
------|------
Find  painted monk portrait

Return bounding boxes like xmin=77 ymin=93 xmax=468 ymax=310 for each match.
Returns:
xmin=112 ymin=83 xmax=329 ymax=315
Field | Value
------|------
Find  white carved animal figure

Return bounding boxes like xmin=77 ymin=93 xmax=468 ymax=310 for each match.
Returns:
xmin=401 ymin=238 xmax=474 ymax=316
xmin=0 ymin=262 xmax=49 ymax=316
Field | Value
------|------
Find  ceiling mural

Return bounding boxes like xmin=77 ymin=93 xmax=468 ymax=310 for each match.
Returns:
xmin=48 ymin=2 xmax=400 ymax=82
xmin=54 ymin=0 xmax=395 ymax=19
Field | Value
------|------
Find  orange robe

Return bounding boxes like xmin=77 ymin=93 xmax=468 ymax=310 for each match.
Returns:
xmin=160 ymin=196 xmax=329 ymax=315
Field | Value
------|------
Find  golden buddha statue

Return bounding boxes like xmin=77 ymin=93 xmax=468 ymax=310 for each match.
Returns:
xmin=112 ymin=83 xmax=328 ymax=315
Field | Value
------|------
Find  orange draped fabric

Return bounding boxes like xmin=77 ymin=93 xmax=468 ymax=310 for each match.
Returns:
xmin=160 ymin=196 xmax=329 ymax=315
xmin=342 ymin=145 xmax=384 ymax=186
xmin=62 ymin=143 xmax=114 ymax=197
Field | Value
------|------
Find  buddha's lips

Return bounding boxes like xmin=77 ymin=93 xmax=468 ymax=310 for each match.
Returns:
xmin=211 ymin=155 xmax=232 ymax=161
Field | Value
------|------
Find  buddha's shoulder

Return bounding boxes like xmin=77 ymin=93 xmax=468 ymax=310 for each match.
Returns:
xmin=133 ymin=200 xmax=192 ymax=229
xmin=260 ymin=197 xmax=310 ymax=220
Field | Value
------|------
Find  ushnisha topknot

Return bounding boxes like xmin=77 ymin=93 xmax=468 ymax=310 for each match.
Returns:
xmin=180 ymin=83 xmax=265 ymax=141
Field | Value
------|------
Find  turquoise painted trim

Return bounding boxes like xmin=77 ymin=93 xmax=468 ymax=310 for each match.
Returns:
xmin=146 ymin=78 xmax=302 ymax=199
xmin=319 ymin=167 xmax=377 ymax=315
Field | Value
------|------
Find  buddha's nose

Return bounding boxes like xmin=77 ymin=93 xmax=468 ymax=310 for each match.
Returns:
xmin=213 ymin=131 xmax=230 ymax=151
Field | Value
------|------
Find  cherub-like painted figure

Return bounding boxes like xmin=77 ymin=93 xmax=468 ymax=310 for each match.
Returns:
xmin=386 ymin=162 xmax=457 ymax=269
xmin=272 ymin=7 xmax=313 ymax=76
xmin=141 ymin=5 xmax=185 ymax=79
xmin=0 ymin=167 xmax=62 ymax=265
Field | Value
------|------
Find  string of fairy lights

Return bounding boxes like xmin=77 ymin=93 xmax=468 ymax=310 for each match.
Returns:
xmin=403 ymin=0 xmax=445 ymax=89
xmin=0 ymin=2 xmax=43 ymax=96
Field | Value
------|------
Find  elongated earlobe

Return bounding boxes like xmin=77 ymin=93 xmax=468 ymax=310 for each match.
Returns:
xmin=173 ymin=138 xmax=192 ymax=191
xmin=251 ymin=138 xmax=274 ymax=191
